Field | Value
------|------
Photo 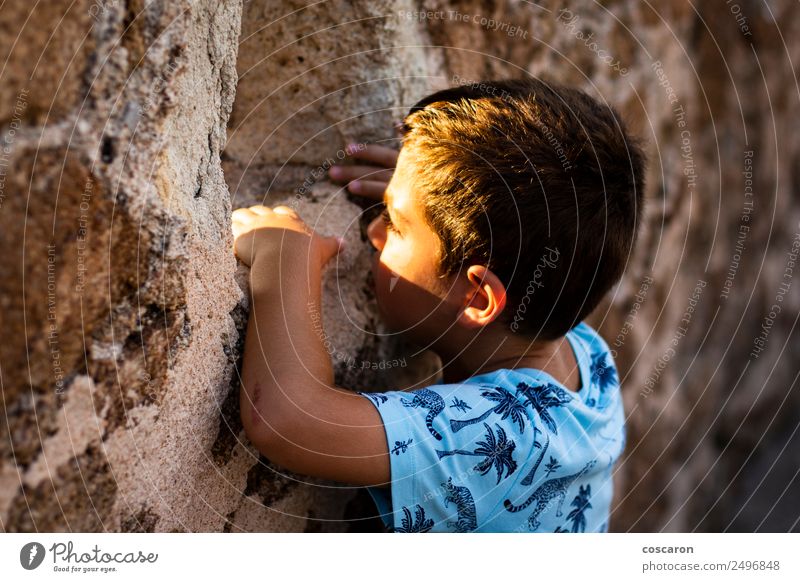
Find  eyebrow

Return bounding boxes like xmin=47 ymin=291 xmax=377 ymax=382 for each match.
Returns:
xmin=383 ymin=191 xmax=409 ymax=225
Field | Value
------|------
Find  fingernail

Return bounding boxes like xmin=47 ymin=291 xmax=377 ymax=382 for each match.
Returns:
xmin=346 ymin=143 xmax=358 ymax=154
xmin=336 ymin=236 xmax=345 ymax=251
xmin=349 ymin=180 xmax=361 ymax=193
xmin=329 ymin=165 xmax=341 ymax=179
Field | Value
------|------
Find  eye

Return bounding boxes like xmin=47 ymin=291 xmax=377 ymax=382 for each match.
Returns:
xmin=381 ymin=207 xmax=400 ymax=235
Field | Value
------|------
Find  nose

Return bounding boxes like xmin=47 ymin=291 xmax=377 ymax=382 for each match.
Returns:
xmin=367 ymin=213 xmax=386 ymax=252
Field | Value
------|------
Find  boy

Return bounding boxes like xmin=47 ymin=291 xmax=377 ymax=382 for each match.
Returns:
xmin=231 ymin=79 xmax=646 ymax=533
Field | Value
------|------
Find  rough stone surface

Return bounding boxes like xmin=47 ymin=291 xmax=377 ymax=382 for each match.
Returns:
xmin=2 ymin=0 xmax=799 ymax=532
xmin=0 ymin=0 xmax=254 ymax=532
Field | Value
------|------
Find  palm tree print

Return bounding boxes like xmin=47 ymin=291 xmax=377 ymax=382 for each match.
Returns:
xmin=450 ymin=397 xmax=471 ymax=413
xmin=544 ymin=455 xmax=561 ymax=477
xmin=590 ymin=352 xmax=618 ymax=392
xmin=436 ymin=422 xmax=518 ymax=484
xmin=515 ymin=381 xmax=573 ymax=434
xmin=450 ymin=386 xmax=529 ymax=434
xmin=394 ymin=504 xmax=434 ymax=533
xmin=566 ymin=484 xmax=592 ymax=533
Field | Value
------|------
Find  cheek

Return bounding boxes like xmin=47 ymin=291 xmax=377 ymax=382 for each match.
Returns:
xmin=373 ymin=254 xmax=402 ymax=298
xmin=371 ymin=258 xmax=404 ymax=331
xmin=371 ymin=242 xmax=420 ymax=318
xmin=372 ymin=242 xmax=448 ymax=319
xmin=373 ymin=240 xmax=407 ymax=285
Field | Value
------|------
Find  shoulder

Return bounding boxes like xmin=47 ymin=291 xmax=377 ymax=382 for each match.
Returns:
xmin=359 ymin=371 xmax=544 ymax=451
xmin=358 ymin=371 xmax=570 ymax=462
xmin=571 ymin=322 xmax=617 ymax=377
xmin=570 ymin=321 xmax=612 ymax=357
xmin=359 ymin=376 xmax=514 ymax=422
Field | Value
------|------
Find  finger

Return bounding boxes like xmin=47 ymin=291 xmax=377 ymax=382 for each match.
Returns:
xmin=318 ymin=235 xmax=345 ymax=267
xmin=249 ymin=205 xmax=272 ymax=216
xmin=346 ymin=144 xmax=399 ymax=168
xmin=272 ymin=205 xmax=299 ymax=218
xmin=232 ymin=207 xmax=257 ymax=222
xmin=328 ymin=164 xmax=393 ymax=183
xmin=348 ymin=180 xmax=388 ymax=199
xmin=231 ymin=222 xmax=250 ymax=241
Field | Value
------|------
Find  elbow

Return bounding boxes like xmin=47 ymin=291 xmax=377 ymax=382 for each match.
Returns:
xmin=242 ymin=416 xmax=269 ymax=456
xmin=241 ymin=409 xmax=299 ymax=473
xmin=245 ymin=416 xmax=289 ymax=468
xmin=242 ymin=411 xmax=288 ymax=461
xmin=240 ymin=387 xmax=287 ymax=458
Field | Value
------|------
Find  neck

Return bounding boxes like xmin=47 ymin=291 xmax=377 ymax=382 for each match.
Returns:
xmin=436 ymin=327 xmax=563 ymax=384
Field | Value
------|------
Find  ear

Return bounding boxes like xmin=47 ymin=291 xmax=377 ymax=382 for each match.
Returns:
xmin=456 ymin=265 xmax=508 ymax=329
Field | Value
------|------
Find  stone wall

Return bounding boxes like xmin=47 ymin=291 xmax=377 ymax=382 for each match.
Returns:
xmin=1 ymin=0 xmax=798 ymax=532
xmin=0 ymin=0 xmax=258 ymax=532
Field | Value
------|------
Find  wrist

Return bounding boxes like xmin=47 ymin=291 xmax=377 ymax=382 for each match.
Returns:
xmin=248 ymin=244 xmax=323 ymax=296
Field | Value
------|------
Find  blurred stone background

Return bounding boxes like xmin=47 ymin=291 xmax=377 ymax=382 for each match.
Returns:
xmin=1 ymin=0 xmax=798 ymax=532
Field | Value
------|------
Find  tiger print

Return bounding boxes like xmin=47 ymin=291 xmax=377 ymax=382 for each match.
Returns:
xmin=504 ymin=460 xmax=597 ymax=531
xmin=401 ymin=388 xmax=445 ymax=440
xmin=442 ymin=476 xmax=478 ymax=532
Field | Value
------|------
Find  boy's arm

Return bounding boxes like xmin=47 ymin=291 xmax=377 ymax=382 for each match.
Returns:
xmin=233 ymin=205 xmax=391 ymax=488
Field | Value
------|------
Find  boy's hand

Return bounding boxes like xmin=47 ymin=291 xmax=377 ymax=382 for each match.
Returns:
xmin=328 ymin=143 xmax=399 ymax=199
xmin=232 ymin=205 xmax=343 ymax=269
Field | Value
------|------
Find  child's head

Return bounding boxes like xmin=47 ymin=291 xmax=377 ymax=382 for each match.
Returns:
xmin=367 ymin=78 xmax=646 ymax=346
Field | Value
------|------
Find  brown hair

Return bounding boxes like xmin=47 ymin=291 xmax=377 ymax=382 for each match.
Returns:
xmin=400 ymin=78 xmax=647 ymax=340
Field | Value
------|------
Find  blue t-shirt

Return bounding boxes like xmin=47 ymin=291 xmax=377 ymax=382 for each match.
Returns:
xmin=358 ymin=322 xmax=626 ymax=533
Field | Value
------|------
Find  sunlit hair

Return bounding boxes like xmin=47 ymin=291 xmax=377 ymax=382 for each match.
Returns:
xmin=400 ymin=78 xmax=647 ymax=339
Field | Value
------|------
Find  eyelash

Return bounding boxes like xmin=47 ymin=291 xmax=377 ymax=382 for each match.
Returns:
xmin=381 ymin=207 xmax=400 ymax=235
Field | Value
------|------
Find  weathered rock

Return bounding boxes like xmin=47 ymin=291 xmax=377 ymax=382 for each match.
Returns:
xmin=0 ymin=0 xmax=253 ymax=532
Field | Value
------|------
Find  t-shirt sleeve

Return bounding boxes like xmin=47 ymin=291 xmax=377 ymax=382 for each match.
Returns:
xmin=359 ymin=381 xmax=541 ymax=533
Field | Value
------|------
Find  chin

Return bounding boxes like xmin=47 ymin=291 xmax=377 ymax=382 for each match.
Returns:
xmin=372 ymin=297 xmax=411 ymax=336
xmin=374 ymin=296 xmax=401 ymax=332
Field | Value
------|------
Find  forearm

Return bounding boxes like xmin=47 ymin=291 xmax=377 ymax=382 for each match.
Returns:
xmin=239 ymin=245 xmax=335 ymax=449
xmin=230 ymin=204 xmax=390 ymax=485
